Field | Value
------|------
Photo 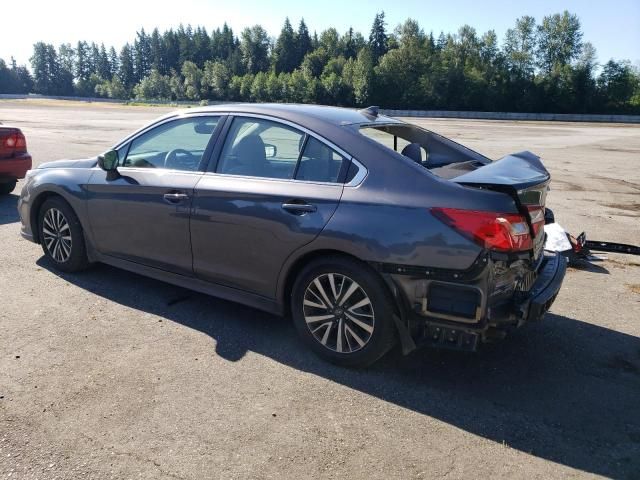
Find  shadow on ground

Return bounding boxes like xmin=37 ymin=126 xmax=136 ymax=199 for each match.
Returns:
xmin=0 ymin=194 xmax=19 ymax=225
xmin=39 ymin=258 xmax=640 ymax=479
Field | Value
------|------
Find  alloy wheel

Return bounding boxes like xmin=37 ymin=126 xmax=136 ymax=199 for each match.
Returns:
xmin=303 ymin=273 xmax=375 ymax=353
xmin=42 ymin=208 xmax=72 ymax=263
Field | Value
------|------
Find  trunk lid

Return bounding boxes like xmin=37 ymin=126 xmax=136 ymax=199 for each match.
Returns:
xmin=451 ymin=151 xmax=549 ymax=190
xmin=452 ymin=151 xmax=550 ymax=260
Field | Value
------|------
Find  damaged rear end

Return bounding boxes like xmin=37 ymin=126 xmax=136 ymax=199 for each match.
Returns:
xmin=391 ymin=151 xmax=567 ymax=352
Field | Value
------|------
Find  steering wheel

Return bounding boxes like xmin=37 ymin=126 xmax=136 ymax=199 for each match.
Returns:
xmin=164 ymin=148 xmax=194 ymax=168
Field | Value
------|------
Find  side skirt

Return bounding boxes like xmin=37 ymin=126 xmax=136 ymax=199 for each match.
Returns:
xmin=93 ymin=252 xmax=284 ymax=316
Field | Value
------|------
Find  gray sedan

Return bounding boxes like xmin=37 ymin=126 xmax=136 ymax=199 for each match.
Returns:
xmin=18 ymin=104 xmax=566 ymax=367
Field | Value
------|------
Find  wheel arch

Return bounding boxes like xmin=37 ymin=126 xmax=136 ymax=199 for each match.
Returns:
xmin=278 ymin=249 xmax=399 ymax=317
xmin=30 ymin=190 xmax=82 ymax=244
xmin=31 ymin=191 xmax=64 ymax=243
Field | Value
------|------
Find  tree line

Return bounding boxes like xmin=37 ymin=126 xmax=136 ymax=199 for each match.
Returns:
xmin=1 ymin=11 xmax=639 ymax=113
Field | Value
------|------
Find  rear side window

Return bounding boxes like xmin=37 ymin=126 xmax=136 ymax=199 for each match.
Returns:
xmin=216 ymin=116 xmax=348 ymax=183
xmin=295 ymin=137 xmax=346 ymax=183
xmin=217 ymin=117 xmax=304 ymax=179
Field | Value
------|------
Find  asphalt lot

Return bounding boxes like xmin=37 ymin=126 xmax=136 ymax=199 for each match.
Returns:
xmin=1 ymin=99 xmax=639 ymax=479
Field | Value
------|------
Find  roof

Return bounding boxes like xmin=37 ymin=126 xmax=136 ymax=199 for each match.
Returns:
xmin=179 ymin=103 xmax=404 ymax=128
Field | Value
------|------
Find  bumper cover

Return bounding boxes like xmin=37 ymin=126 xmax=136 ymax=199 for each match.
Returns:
xmin=522 ymin=250 xmax=567 ymax=322
xmin=0 ymin=155 xmax=32 ymax=180
xmin=392 ymin=251 xmax=567 ymax=353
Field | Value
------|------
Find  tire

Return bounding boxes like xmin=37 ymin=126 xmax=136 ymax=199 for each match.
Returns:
xmin=0 ymin=180 xmax=16 ymax=195
xmin=38 ymin=196 xmax=90 ymax=272
xmin=291 ymin=256 xmax=397 ymax=368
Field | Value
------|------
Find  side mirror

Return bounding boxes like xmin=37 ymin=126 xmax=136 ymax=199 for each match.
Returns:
xmin=264 ymin=143 xmax=277 ymax=158
xmin=98 ymin=150 xmax=119 ymax=172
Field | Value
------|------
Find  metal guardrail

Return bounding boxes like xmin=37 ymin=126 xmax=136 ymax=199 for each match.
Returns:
xmin=1 ymin=94 xmax=639 ymax=123
xmin=380 ymin=109 xmax=640 ymax=123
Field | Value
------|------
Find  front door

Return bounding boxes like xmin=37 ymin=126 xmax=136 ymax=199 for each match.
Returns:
xmin=191 ymin=115 xmax=348 ymax=298
xmin=87 ymin=115 xmax=222 ymax=275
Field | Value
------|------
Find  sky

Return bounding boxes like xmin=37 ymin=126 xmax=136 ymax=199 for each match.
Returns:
xmin=1 ymin=0 xmax=638 ymax=68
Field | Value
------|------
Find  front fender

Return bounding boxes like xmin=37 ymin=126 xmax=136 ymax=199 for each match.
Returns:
xmin=21 ymin=168 xmax=95 ymax=244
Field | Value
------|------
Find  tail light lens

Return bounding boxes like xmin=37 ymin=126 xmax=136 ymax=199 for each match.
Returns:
xmin=0 ymin=130 xmax=27 ymax=157
xmin=432 ymin=207 xmax=533 ymax=252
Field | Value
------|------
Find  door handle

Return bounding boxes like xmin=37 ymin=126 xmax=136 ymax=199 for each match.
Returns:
xmin=281 ymin=202 xmax=317 ymax=214
xmin=163 ymin=192 xmax=189 ymax=204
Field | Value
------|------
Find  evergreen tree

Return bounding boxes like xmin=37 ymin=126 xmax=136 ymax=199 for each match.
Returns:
xmin=193 ymin=26 xmax=211 ymax=67
xmin=90 ymin=42 xmax=100 ymax=75
xmin=163 ymin=30 xmax=180 ymax=73
xmin=133 ymin=28 xmax=152 ymax=82
xmin=118 ymin=43 xmax=135 ymax=91
xmin=150 ymin=28 xmax=163 ymax=73
xmin=97 ymin=44 xmax=112 ymax=79
xmin=273 ymin=18 xmax=297 ymax=73
xmin=369 ymin=12 xmax=388 ymax=63
xmin=296 ymin=19 xmax=313 ymax=65
xmin=75 ymin=41 xmax=91 ymax=82
xmin=108 ymin=47 xmax=119 ymax=77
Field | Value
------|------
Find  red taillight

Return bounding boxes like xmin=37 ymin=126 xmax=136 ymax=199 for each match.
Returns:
xmin=15 ymin=132 xmax=27 ymax=149
xmin=1 ymin=130 xmax=27 ymax=153
xmin=432 ymin=207 xmax=533 ymax=252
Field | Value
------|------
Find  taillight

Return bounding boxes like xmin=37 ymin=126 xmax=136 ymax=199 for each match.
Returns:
xmin=432 ymin=207 xmax=533 ymax=252
xmin=527 ymin=206 xmax=545 ymax=237
xmin=1 ymin=130 xmax=27 ymax=154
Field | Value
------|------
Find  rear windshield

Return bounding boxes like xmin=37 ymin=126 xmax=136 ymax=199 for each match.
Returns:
xmin=359 ymin=124 xmax=489 ymax=174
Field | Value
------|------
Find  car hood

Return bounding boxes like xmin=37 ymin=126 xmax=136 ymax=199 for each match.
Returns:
xmin=37 ymin=157 xmax=99 ymax=169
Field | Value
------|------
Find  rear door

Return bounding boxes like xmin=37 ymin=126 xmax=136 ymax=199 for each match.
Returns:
xmin=191 ymin=115 xmax=349 ymax=298
xmin=87 ymin=115 xmax=223 ymax=275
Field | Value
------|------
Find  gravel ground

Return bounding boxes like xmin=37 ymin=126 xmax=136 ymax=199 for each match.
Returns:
xmin=1 ymin=99 xmax=639 ymax=480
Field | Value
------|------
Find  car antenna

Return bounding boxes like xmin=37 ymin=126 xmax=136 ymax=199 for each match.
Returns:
xmin=359 ymin=105 xmax=379 ymax=117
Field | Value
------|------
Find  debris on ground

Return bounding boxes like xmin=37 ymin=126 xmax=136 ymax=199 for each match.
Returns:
xmin=544 ymin=208 xmax=640 ymax=266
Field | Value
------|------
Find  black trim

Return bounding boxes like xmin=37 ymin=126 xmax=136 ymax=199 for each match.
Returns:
xmin=371 ymin=252 xmax=489 ymax=282
xmin=292 ymin=134 xmax=309 ymax=180
xmin=197 ymin=115 xmax=229 ymax=172
xmin=204 ymin=115 xmax=233 ymax=172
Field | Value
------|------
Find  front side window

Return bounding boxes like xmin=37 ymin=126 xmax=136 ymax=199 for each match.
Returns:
xmin=123 ymin=116 xmax=220 ymax=171
xmin=217 ymin=117 xmax=304 ymax=179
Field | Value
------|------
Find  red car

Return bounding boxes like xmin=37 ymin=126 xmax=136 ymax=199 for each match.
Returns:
xmin=0 ymin=125 xmax=32 ymax=194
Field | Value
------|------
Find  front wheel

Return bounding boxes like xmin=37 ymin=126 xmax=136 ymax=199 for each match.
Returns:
xmin=38 ymin=197 xmax=90 ymax=272
xmin=291 ymin=256 xmax=397 ymax=368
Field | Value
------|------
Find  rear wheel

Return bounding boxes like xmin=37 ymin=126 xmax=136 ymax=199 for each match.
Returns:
xmin=38 ymin=197 xmax=90 ymax=272
xmin=291 ymin=256 xmax=396 ymax=367
xmin=0 ymin=180 xmax=16 ymax=195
